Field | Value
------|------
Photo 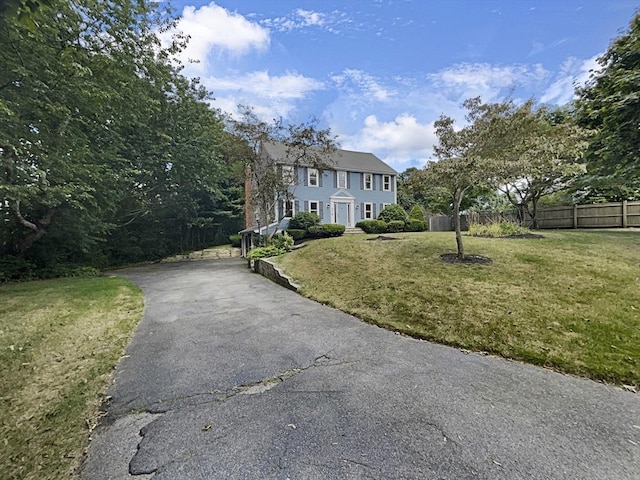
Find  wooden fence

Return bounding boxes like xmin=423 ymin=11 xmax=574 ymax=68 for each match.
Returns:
xmin=428 ymin=200 xmax=640 ymax=231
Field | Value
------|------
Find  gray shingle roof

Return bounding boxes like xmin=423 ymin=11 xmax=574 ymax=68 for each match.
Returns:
xmin=262 ymin=141 xmax=397 ymax=175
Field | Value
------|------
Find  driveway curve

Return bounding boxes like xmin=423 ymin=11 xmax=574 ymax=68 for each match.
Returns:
xmin=83 ymin=258 xmax=639 ymax=479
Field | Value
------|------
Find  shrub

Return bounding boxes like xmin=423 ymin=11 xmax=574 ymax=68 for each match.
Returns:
xmin=289 ymin=212 xmax=320 ymax=231
xmin=246 ymin=245 xmax=285 ymax=260
xmin=377 ymin=204 xmax=407 ymax=223
xmin=270 ymin=232 xmax=294 ymax=251
xmin=0 ymin=256 xmax=35 ymax=282
xmin=409 ymin=205 xmax=426 ymax=221
xmin=285 ymin=229 xmax=306 ymax=240
xmin=386 ymin=220 xmax=405 ymax=232
xmin=320 ymin=224 xmax=345 ymax=237
xmin=468 ymin=220 xmax=530 ymax=237
xmin=356 ymin=220 xmax=388 ymax=234
xmin=405 ymin=219 xmax=428 ymax=232
xmin=229 ymin=234 xmax=241 ymax=247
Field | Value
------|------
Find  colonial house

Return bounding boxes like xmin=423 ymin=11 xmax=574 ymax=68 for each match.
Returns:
xmin=240 ymin=142 xmax=398 ymax=255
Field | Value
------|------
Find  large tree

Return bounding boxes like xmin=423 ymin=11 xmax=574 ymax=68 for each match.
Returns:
xmin=1 ymin=0 xmax=237 ymax=268
xmin=575 ymin=12 xmax=640 ymax=201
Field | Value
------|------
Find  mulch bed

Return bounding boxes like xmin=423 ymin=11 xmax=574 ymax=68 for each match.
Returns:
xmin=440 ymin=253 xmax=492 ymax=264
xmin=470 ymin=233 xmax=545 ymax=239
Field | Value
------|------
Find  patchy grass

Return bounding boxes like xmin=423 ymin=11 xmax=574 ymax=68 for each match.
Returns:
xmin=274 ymin=230 xmax=640 ymax=386
xmin=0 ymin=277 xmax=143 ymax=480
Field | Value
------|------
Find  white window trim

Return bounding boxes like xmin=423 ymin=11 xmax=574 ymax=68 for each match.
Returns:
xmin=308 ymin=168 xmax=319 ymax=187
xmin=363 ymin=202 xmax=374 ymax=220
xmin=337 ymin=170 xmax=347 ymax=189
xmin=363 ymin=173 xmax=373 ymax=191
xmin=308 ymin=200 xmax=320 ymax=216
xmin=382 ymin=174 xmax=391 ymax=192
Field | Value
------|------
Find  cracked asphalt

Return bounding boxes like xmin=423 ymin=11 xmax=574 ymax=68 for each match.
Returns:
xmin=82 ymin=258 xmax=640 ymax=479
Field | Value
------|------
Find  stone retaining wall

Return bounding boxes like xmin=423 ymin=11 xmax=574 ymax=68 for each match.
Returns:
xmin=252 ymin=258 xmax=299 ymax=292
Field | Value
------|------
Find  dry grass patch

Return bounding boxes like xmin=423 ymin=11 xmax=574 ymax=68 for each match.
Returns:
xmin=0 ymin=277 xmax=143 ymax=480
xmin=274 ymin=230 xmax=640 ymax=386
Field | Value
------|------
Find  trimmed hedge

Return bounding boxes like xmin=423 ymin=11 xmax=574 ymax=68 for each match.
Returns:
xmin=405 ymin=219 xmax=428 ymax=232
xmin=289 ymin=212 xmax=320 ymax=231
xmin=246 ymin=245 xmax=285 ymax=260
xmin=285 ymin=229 xmax=306 ymax=240
xmin=377 ymin=204 xmax=408 ymax=223
xmin=308 ymin=224 xmax=346 ymax=238
xmin=356 ymin=220 xmax=388 ymax=234
xmin=387 ymin=220 xmax=405 ymax=232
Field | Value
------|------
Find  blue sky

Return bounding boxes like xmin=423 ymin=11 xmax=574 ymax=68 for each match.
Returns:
xmin=164 ymin=0 xmax=638 ymax=171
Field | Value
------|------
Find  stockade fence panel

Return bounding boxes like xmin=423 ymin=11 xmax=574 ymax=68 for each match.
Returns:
xmin=428 ymin=200 xmax=640 ymax=231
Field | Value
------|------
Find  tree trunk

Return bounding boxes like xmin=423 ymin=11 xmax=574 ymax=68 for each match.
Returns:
xmin=453 ymin=189 xmax=464 ymax=259
xmin=531 ymin=197 xmax=539 ymax=229
xmin=10 ymin=201 xmax=56 ymax=253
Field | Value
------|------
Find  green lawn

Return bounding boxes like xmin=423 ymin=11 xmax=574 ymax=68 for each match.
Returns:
xmin=0 ymin=277 xmax=143 ymax=480
xmin=274 ymin=230 xmax=640 ymax=386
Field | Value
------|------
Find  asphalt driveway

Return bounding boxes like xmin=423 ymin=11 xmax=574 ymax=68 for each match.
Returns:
xmin=83 ymin=258 xmax=639 ymax=479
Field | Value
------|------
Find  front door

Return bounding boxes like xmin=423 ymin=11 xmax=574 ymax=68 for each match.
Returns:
xmin=334 ymin=202 xmax=352 ymax=227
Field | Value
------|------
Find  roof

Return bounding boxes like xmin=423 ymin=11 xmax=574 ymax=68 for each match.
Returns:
xmin=261 ymin=141 xmax=397 ymax=175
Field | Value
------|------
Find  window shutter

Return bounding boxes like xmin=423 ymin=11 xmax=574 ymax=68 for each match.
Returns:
xmin=319 ymin=201 xmax=324 ymax=219
xmin=360 ymin=203 xmax=364 ymax=219
xmin=391 ymin=176 xmax=395 ymax=191
xmin=373 ymin=203 xmax=377 ymax=219
xmin=294 ymin=199 xmax=299 ymax=214
xmin=319 ymin=170 xmax=323 ymax=187
xmin=304 ymin=200 xmax=308 ymax=212
xmin=360 ymin=173 xmax=364 ymax=190
xmin=334 ymin=171 xmax=337 ymax=188
xmin=347 ymin=172 xmax=351 ymax=189
xmin=373 ymin=174 xmax=377 ymax=190
xmin=303 ymin=167 xmax=308 ymax=186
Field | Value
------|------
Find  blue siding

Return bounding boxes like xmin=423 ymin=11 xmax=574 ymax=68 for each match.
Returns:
xmin=289 ymin=167 xmax=396 ymax=225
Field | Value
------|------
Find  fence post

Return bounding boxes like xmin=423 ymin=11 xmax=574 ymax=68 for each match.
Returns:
xmin=573 ymin=204 xmax=578 ymax=229
xmin=622 ymin=200 xmax=628 ymax=228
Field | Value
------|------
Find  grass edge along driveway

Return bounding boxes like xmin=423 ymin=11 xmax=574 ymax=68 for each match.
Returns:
xmin=0 ymin=276 xmax=143 ymax=480
xmin=274 ymin=230 xmax=640 ymax=387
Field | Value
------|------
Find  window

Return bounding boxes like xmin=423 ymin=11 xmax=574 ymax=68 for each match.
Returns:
xmin=282 ymin=165 xmax=295 ymax=186
xmin=309 ymin=201 xmax=320 ymax=216
xmin=382 ymin=175 xmax=392 ymax=191
xmin=308 ymin=168 xmax=319 ymax=187
xmin=363 ymin=202 xmax=373 ymax=220
xmin=337 ymin=171 xmax=347 ymax=189
xmin=363 ymin=173 xmax=373 ymax=190
xmin=282 ymin=199 xmax=295 ymax=217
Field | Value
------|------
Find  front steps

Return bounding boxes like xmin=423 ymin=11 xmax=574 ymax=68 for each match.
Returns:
xmin=343 ymin=227 xmax=365 ymax=235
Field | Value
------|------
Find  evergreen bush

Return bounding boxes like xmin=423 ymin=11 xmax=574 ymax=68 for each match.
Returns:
xmin=405 ymin=219 xmax=428 ymax=232
xmin=377 ymin=204 xmax=408 ymax=223
xmin=228 ymin=234 xmax=241 ymax=247
xmin=356 ymin=220 xmax=388 ymax=234
xmin=285 ymin=229 xmax=306 ymax=240
xmin=386 ymin=220 xmax=405 ymax=232
xmin=289 ymin=212 xmax=320 ymax=231
xmin=409 ymin=205 xmax=426 ymax=221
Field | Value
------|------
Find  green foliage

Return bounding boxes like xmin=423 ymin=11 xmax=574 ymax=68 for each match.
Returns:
xmin=271 ymin=232 xmax=294 ymax=250
xmin=408 ymin=204 xmax=426 ymax=221
xmin=405 ymin=219 xmax=428 ymax=232
xmin=246 ymin=245 xmax=285 ymax=260
xmin=576 ymin=12 xmax=640 ymax=199
xmin=229 ymin=234 xmax=241 ymax=247
xmin=377 ymin=204 xmax=408 ymax=223
xmin=285 ymin=229 xmax=306 ymax=240
xmin=307 ymin=224 xmax=345 ymax=238
xmin=386 ymin=220 xmax=405 ymax=233
xmin=0 ymin=0 xmax=243 ymax=271
xmin=0 ymin=256 xmax=36 ymax=282
xmin=356 ymin=220 xmax=388 ymax=234
xmin=288 ymin=212 xmax=320 ymax=231
xmin=468 ymin=221 xmax=530 ymax=237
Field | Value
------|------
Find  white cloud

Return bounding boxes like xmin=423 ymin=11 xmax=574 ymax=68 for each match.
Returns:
xmin=428 ymin=63 xmax=549 ymax=102
xmin=161 ymin=2 xmax=270 ymax=73
xmin=541 ymin=55 xmax=600 ymax=105
xmin=332 ymin=69 xmax=396 ymax=102
xmin=262 ymin=8 xmax=349 ymax=33
xmin=340 ymin=113 xmax=437 ymax=170
xmin=203 ymin=71 xmax=325 ymax=120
